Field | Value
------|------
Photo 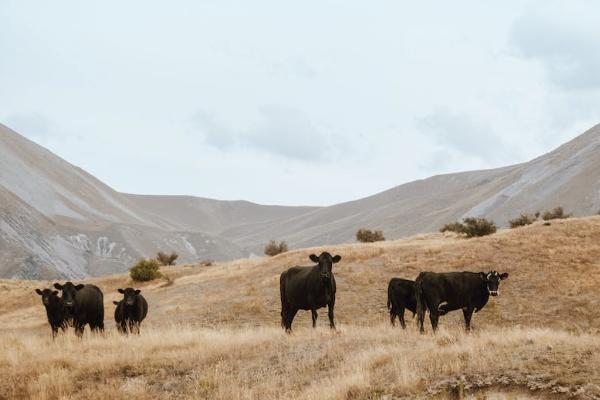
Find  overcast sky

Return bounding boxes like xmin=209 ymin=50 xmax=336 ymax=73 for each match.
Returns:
xmin=2 ymin=1 xmax=600 ymax=206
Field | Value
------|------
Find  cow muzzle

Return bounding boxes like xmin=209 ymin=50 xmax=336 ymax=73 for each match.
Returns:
xmin=489 ymin=290 xmax=498 ymax=296
xmin=64 ymin=301 xmax=74 ymax=307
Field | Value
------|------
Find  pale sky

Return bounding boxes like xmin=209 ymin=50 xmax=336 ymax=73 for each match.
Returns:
xmin=2 ymin=1 xmax=600 ymax=206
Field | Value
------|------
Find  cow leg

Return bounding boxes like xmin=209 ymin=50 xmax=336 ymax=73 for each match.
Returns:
xmin=429 ymin=312 xmax=439 ymax=333
xmin=462 ymin=307 xmax=474 ymax=332
xmin=328 ymin=301 xmax=336 ymax=330
xmin=311 ymin=309 xmax=318 ymax=328
xmin=74 ymin=322 xmax=85 ymax=338
xmin=286 ymin=309 xmax=298 ymax=333
xmin=399 ymin=307 xmax=406 ymax=329
xmin=390 ymin=307 xmax=396 ymax=326
xmin=417 ymin=308 xmax=426 ymax=333
xmin=51 ymin=326 xmax=58 ymax=339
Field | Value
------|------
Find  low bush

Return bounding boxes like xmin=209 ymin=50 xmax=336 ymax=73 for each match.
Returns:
xmin=356 ymin=228 xmax=385 ymax=243
xmin=542 ymin=207 xmax=571 ymax=221
xmin=156 ymin=251 xmax=179 ymax=266
xmin=509 ymin=213 xmax=537 ymax=228
xmin=264 ymin=240 xmax=288 ymax=256
xmin=440 ymin=218 xmax=497 ymax=238
xmin=130 ymin=258 xmax=162 ymax=282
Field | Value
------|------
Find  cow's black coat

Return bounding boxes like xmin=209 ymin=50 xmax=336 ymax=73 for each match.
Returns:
xmin=54 ymin=281 xmax=104 ymax=336
xmin=280 ymin=252 xmax=341 ymax=332
xmin=387 ymin=278 xmax=416 ymax=329
xmin=114 ymin=288 xmax=148 ymax=334
xmin=35 ymin=288 xmax=67 ymax=338
xmin=415 ymin=270 xmax=508 ymax=333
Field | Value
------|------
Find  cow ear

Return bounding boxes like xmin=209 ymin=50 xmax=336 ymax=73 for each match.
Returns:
xmin=35 ymin=289 xmax=43 ymax=295
xmin=500 ymin=272 xmax=509 ymax=280
xmin=113 ymin=301 xmax=119 ymax=305
xmin=135 ymin=289 xmax=141 ymax=294
xmin=75 ymin=284 xmax=85 ymax=290
xmin=309 ymin=254 xmax=319 ymax=263
xmin=118 ymin=288 xmax=125 ymax=293
xmin=52 ymin=290 xmax=59 ymax=296
xmin=54 ymin=283 xmax=63 ymax=290
xmin=332 ymin=255 xmax=342 ymax=264
xmin=479 ymin=272 xmax=487 ymax=281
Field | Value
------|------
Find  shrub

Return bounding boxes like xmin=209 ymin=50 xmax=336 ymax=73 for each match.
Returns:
xmin=440 ymin=222 xmax=465 ymax=234
xmin=509 ymin=213 xmax=537 ymax=228
xmin=199 ymin=259 xmax=214 ymax=267
xmin=264 ymin=240 xmax=288 ymax=256
xmin=130 ymin=258 xmax=162 ymax=282
xmin=356 ymin=228 xmax=385 ymax=243
xmin=462 ymin=217 xmax=497 ymax=237
xmin=542 ymin=207 xmax=571 ymax=221
xmin=440 ymin=218 xmax=497 ymax=238
xmin=156 ymin=251 xmax=179 ymax=266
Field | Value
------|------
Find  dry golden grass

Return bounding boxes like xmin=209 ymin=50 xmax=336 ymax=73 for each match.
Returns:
xmin=1 ymin=216 xmax=600 ymax=399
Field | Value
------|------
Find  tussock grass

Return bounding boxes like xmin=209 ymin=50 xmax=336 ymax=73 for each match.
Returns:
xmin=2 ymin=216 xmax=600 ymax=398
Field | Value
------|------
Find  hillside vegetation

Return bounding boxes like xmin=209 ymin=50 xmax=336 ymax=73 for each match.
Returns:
xmin=1 ymin=216 xmax=599 ymax=399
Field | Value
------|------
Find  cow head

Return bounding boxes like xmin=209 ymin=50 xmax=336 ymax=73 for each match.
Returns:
xmin=35 ymin=288 xmax=60 ymax=306
xmin=118 ymin=288 xmax=141 ymax=306
xmin=309 ymin=252 xmax=341 ymax=280
xmin=479 ymin=271 xmax=509 ymax=296
xmin=54 ymin=282 xmax=85 ymax=308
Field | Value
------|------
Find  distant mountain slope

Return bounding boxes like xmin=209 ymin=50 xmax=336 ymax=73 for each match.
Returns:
xmin=213 ymin=124 xmax=600 ymax=253
xmin=1 ymin=123 xmax=599 ymax=279
xmin=0 ymin=124 xmax=310 ymax=279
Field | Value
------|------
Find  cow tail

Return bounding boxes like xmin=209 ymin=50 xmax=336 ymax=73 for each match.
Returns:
xmin=387 ymin=286 xmax=391 ymax=310
xmin=415 ymin=273 xmax=427 ymax=326
xmin=279 ymin=273 xmax=287 ymax=329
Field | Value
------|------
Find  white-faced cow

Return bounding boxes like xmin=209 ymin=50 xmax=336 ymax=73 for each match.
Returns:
xmin=35 ymin=288 xmax=67 ymax=338
xmin=54 ymin=282 xmax=104 ymax=336
xmin=415 ymin=270 xmax=508 ymax=333
xmin=280 ymin=252 xmax=341 ymax=332
xmin=113 ymin=288 xmax=148 ymax=334
xmin=387 ymin=278 xmax=416 ymax=329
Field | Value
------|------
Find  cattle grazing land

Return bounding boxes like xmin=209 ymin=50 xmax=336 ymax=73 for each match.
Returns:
xmin=1 ymin=216 xmax=599 ymax=399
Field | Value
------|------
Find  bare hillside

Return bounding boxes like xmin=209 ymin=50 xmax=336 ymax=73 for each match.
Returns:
xmin=1 ymin=217 xmax=599 ymax=399
xmin=1 ymin=122 xmax=599 ymax=279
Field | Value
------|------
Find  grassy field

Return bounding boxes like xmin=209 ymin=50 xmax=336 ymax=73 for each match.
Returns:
xmin=1 ymin=216 xmax=600 ymax=399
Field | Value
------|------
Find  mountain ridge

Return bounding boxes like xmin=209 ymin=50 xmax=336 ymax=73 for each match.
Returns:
xmin=1 ymin=122 xmax=599 ymax=278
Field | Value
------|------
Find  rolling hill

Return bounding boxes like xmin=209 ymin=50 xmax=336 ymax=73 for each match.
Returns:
xmin=1 ymin=217 xmax=599 ymax=399
xmin=1 ymin=122 xmax=599 ymax=279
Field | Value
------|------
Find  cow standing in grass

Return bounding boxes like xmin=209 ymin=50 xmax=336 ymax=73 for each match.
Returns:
xmin=280 ymin=252 xmax=341 ymax=332
xmin=114 ymin=288 xmax=148 ymax=334
xmin=387 ymin=278 xmax=416 ymax=329
xmin=415 ymin=270 xmax=509 ymax=333
xmin=54 ymin=282 xmax=104 ymax=336
xmin=35 ymin=288 xmax=67 ymax=338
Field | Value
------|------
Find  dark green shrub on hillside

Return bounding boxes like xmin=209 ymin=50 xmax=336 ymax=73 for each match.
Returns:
xmin=509 ymin=213 xmax=537 ymax=228
xmin=440 ymin=218 xmax=497 ymax=238
xmin=130 ymin=258 xmax=162 ymax=282
xmin=356 ymin=228 xmax=385 ymax=243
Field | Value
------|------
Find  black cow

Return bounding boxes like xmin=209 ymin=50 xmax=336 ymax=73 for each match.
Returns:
xmin=54 ymin=282 xmax=104 ymax=336
xmin=113 ymin=300 xmax=125 ymax=333
xmin=35 ymin=288 xmax=67 ymax=338
xmin=280 ymin=252 xmax=341 ymax=332
xmin=387 ymin=278 xmax=416 ymax=329
xmin=113 ymin=288 xmax=148 ymax=334
xmin=415 ymin=270 xmax=509 ymax=333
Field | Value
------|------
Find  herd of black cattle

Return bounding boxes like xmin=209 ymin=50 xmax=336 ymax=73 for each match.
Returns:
xmin=35 ymin=251 xmax=508 ymax=338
